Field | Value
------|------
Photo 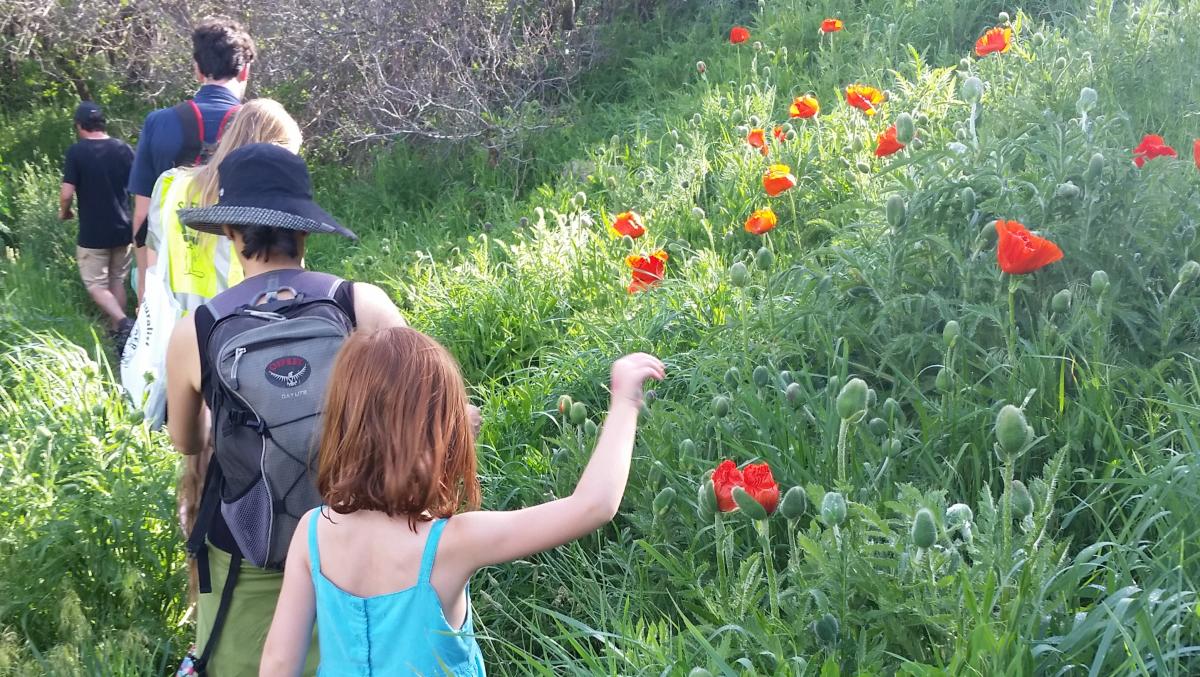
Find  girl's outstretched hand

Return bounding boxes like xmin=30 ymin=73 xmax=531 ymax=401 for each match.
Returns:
xmin=611 ymin=353 xmax=666 ymax=408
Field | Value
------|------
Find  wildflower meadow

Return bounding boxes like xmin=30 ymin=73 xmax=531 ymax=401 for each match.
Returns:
xmin=2 ymin=0 xmax=1200 ymax=674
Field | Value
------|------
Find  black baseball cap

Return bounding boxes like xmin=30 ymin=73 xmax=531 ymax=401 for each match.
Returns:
xmin=74 ymin=102 xmax=104 ymax=126
xmin=177 ymin=143 xmax=356 ymax=240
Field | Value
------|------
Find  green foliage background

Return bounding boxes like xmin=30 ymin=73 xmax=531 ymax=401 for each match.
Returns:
xmin=2 ymin=0 xmax=1200 ymax=674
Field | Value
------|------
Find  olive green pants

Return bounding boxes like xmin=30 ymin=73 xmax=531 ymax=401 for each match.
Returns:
xmin=196 ymin=544 xmax=319 ymax=676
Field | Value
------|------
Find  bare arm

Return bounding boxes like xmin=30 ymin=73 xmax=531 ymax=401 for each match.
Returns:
xmin=165 ymin=318 xmax=207 ymax=455
xmin=261 ymin=510 xmax=317 ymax=676
xmin=351 ymin=282 xmax=406 ymax=332
xmin=59 ymin=183 xmax=75 ymax=220
xmin=445 ymin=354 xmax=664 ymax=573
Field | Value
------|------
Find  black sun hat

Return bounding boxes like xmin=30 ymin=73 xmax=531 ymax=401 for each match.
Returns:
xmin=177 ymin=143 xmax=356 ymax=240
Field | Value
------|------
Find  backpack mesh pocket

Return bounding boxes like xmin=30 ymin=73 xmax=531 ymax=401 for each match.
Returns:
xmin=221 ymin=476 xmax=272 ymax=568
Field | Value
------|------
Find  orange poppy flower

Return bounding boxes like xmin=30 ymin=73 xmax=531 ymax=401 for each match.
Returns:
xmin=741 ymin=463 xmax=779 ymax=514
xmin=730 ymin=26 xmax=750 ymax=44
xmin=711 ymin=460 xmax=743 ymax=512
xmin=746 ymin=128 xmax=768 ymax=155
xmin=610 ymin=211 xmax=645 ymax=239
xmin=627 ymin=249 xmax=669 ymax=293
xmin=820 ymin=18 xmax=844 ymax=33
xmin=1194 ymin=139 xmax=1200 ymax=170
xmin=789 ymin=95 xmax=820 ymax=119
xmin=744 ymin=208 xmax=777 ymax=235
xmin=1132 ymin=134 xmax=1177 ymax=168
xmin=975 ymin=27 xmax=1012 ymax=57
xmin=845 ymin=84 xmax=885 ymax=116
xmin=995 ymin=220 xmax=1063 ymax=275
xmin=762 ymin=164 xmax=797 ymax=197
xmin=874 ymin=125 xmax=905 ymax=157
xmin=773 ymin=126 xmax=786 ymax=142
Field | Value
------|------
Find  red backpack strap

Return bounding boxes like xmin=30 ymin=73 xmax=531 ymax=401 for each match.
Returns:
xmin=216 ymin=104 xmax=241 ymax=142
xmin=171 ymin=99 xmax=206 ymax=167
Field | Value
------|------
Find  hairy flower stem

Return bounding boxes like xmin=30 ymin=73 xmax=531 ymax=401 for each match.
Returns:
xmin=1001 ymin=460 xmax=1015 ymax=570
xmin=756 ymin=520 xmax=780 ymax=618
xmin=837 ymin=418 xmax=850 ymax=484
xmin=1006 ymin=278 xmax=1018 ymax=367
xmin=714 ymin=513 xmax=729 ymax=600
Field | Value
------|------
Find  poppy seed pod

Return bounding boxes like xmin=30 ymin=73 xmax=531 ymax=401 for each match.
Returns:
xmin=868 ymin=417 xmax=888 ymax=437
xmin=961 ymin=186 xmax=977 ymax=212
xmin=752 ymin=365 xmax=771 ymax=388
xmin=836 ymin=378 xmax=869 ymax=420
xmin=1084 ymin=152 xmax=1105 ymax=187
xmin=961 ymin=76 xmax=984 ymax=103
xmin=1091 ymin=269 xmax=1109 ymax=294
xmin=820 ymin=491 xmax=848 ymax=527
xmin=724 ymin=366 xmax=741 ymax=390
xmin=779 ymin=486 xmax=807 ymax=520
xmin=911 ymin=508 xmax=937 ymax=548
xmin=730 ymin=261 xmax=751 ymax=287
xmin=1010 ymin=479 xmax=1034 ymax=518
xmin=1178 ymin=260 xmax=1200 ymax=284
xmin=712 ymin=395 xmax=731 ymax=418
xmin=814 ymin=613 xmax=840 ymax=645
xmin=1052 ymin=288 xmax=1072 ymax=313
xmin=885 ymin=195 xmax=906 ymax=228
xmin=786 ymin=382 xmax=803 ymax=407
xmin=584 ymin=419 xmax=598 ymax=437
xmin=569 ymin=401 xmax=587 ymax=426
xmin=732 ymin=486 xmax=769 ymax=519
xmin=1076 ymin=87 xmax=1098 ymax=113
xmin=943 ymin=320 xmax=961 ymax=347
xmin=995 ymin=404 xmax=1032 ymax=457
xmin=653 ymin=486 xmax=676 ymax=515
xmin=680 ymin=438 xmax=696 ymax=456
xmin=895 ymin=113 xmax=915 ymax=144
xmin=755 ymin=246 xmax=775 ymax=270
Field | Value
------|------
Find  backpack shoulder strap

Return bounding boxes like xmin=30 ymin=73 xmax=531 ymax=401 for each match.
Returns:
xmin=216 ymin=104 xmax=241 ymax=142
xmin=172 ymin=100 xmax=204 ymax=167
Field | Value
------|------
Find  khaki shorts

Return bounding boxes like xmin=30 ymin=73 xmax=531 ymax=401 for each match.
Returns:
xmin=76 ymin=245 xmax=132 ymax=291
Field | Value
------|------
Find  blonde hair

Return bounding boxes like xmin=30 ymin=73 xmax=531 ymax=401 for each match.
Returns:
xmin=186 ymin=98 xmax=302 ymax=206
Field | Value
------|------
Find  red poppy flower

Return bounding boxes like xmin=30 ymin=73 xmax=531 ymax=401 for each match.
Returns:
xmin=975 ymin=26 xmax=1013 ymax=57
xmin=1194 ymin=139 xmax=1200 ymax=170
xmin=741 ymin=463 xmax=779 ymax=514
xmin=610 ymin=211 xmax=645 ymax=239
xmin=746 ymin=128 xmax=768 ymax=155
xmin=762 ymin=164 xmax=797 ymax=197
xmin=1132 ymin=134 xmax=1177 ymax=168
xmin=789 ymin=95 xmax=819 ymax=119
xmin=730 ymin=26 xmax=750 ymax=44
xmin=995 ymin=220 xmax=1063 ymax=275
xmin=626 ymin=249 xmax=668 ymax=293
xmin=773 ymin=126 xmax=786 ymax=142
xmin=820 ymin=18 xmax=844 ymax=33
xmin=744 ymin=208 xmax=777 ymax=235
xmin=874 ymin=125 xmax=905 ymax=157
xmin=711 ymin=460 xmax=743 ymax=512
xmin=845 ymin=84 xmax=885 ymax=116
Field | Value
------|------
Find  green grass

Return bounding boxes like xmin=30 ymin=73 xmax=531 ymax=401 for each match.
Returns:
xmin=3 ymin=0 xmax=1200 ymax=674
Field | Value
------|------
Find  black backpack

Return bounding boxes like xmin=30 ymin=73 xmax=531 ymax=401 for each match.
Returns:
xmin=172 ymin=100 xmax=241 ymax=168
xmin=185 ymin=271 xmax=353 ymax=673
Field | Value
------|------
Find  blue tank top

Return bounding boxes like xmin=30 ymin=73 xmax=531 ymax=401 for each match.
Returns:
xmin=308 ymin=513 xmax=486 ymax=676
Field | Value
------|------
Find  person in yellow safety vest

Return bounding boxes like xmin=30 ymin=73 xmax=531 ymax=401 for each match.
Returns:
xmin=146 ymin=98 xmax=302 ymax=315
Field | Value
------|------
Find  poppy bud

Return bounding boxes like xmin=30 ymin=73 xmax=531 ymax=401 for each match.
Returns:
xmin=882 ymin=397 xmax=902 ymax=422
xmin=885 ymin=195 xmax=906 ymax=228
xmin=786 ymin=130 xmax=797 ymax=141
xmin=955 ymin=127 xmax=969 ymax=142
xmin=895 ymin=113 xmax=915 ymax=144
xmin=935 ymin=367 xmax=953 ymax=392
xmin=696 ymin=61 xmax=706 ymax=74
xmin=867 ymin=388 xmax=877 ymax=409
xmin=766 ymin=50 xmax=776 ymax=59
xmin=1032 ymin=31 xmax=1045 ymax=46
xmin=1178 ymin=260 xmax=1200 ymax=285
xmin=820 ymin=491 xmax=848 ymax=527
xmin=980 ymin=220 xmax=998 ymax=243
xmin=911 ymin=508 xmax=937 ymax=548
xmin=958 ymin=57 xmax=972 ymax=72
xmin=680 ymin=438 xmax=696 ymax=456
xmin=998 ymin=11 xmax=1010 ymax=23
xmin=946 ymin=503 xmax=974 ymax=529
xmin=995 ymin=404 xmax=1032 ymax=457
xmin=780 ymin=370 xmax=793 ymax=385
xmin=910 ymin=137 xmax=925 ymax=151
xmin=961 ymin=187 xmax=976 ymax=212
xmin=961 ymin=76 xmax=984 ymax=103
xmin=723 ymin=366 xmax=741 ymax=390
xmin=692 ymin=206 xmax=706 ymax=219
xmin=779 ymin=46 xmax=788 ymax=58
xmin=743 ymin=84 xmax=754 ymax=95
xmin=692 ymin=113 xmax=702 ymax=127
xmin=621 ymin=235 xmax=635 ymax=249
xmin=836 ymin=378 xmax=868 ymax=420
xmin=1084 ymin=152 xmax=1104 ymax=187
xmin=735 ymin=125 xmax=749 ymax=136
xmin=1055 ymin=56 xmax=1067 ymax=70
xmin=675 ymin=143 xmax=685 ymax=154
xmin=1076 ymin=87 xmax=1098 ymax=113
xmin=748 ymin=114 xmax=761 ymax=127
xmin=605 ymin=176 xmax=618 ymax=190
xmin=1091 ymin=269 xmax=1109 ymax=295
xmin=850 ymin=136 xmax=864 ymax=152
xmin=752 ymin=365 xmax=771 ymax=388
xmin=1010 ymin=479 xmax=1034 ymax=518
xmin=653 ymin=486 xmax=676 ymax=515
xmin=557 ymin=394 xmax=573 ymax=414
xmin=584 ymin=419 xmax=598 ymax=437
xmin=569 ymin=401 xmax=587 ymax=426
xmin=610 ymin=135 xmax=621 ymax=147
xmin=574 ymin=191 xmax=587 ymax=207
xmin=943 ymin=320 xmax=961 ymax=347
xmin=730 ymin=261 xmax=750 ymax=287
xmin=868 ymin=417 xmax=888 ymax=437
xmin=779 ymin=486 xmax=807 ymax=520
xmin=752 ymin=40 xmax=763 ymax=51
xmin=712 ymin=395 xmax=731 ymax=418
xmin=689 ymin=669 xmax=713 ymax=677
xmin=519 ymin=216 xmax=530 ymax=228
xmin=786 ymin=382 xmax=803 ymax=407
xmin=762 ymin=66 xmax=771 ymax=78
xmin=856 ymin=160 xmax=872 ymax=173
xmin=755 ymin=246 xmax=775 ymax=270
xmin=732 ymin=486 xmax=769 ymax=520
xmin=731 ymin=108 xmax=743 ymax=122
xmin=814 ymin=613 xmax=840 ymax=645
xmin=697 ymin=479 xmax=718 ymax=520
xmin=884 ymin=437 xmax=902 ymax=457
xmin=1052 ymin=289 xmax=1072 ymax=313
xmin=1054 ymin=182 xmax=1080 ymax=200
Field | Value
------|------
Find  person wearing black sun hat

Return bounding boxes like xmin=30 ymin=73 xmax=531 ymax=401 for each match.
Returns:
xmin=163 ymin=142 xmax=406 ymax=675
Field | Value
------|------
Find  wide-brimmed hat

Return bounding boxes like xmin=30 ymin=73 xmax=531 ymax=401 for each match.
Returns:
xmin=177 ymin=143 xmax=356 ymax=240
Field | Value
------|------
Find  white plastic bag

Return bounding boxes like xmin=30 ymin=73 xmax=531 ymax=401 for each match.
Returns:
xmin=120 ymin=262 xmax=180 ymax=429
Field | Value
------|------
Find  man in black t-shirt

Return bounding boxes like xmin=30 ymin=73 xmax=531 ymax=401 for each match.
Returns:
xmin=60 ymin=102 xmax=136 ymax=345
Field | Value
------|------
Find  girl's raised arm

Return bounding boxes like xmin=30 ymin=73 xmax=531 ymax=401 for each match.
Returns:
xmin=446 ymin=353 xmax=665 ymax=572
xmin=260 ymin=511 xmax=318 ymax=677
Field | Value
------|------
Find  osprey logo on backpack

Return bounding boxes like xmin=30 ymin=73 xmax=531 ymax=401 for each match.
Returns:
xmin=265 ymin=355 xmax=310 ymax=388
